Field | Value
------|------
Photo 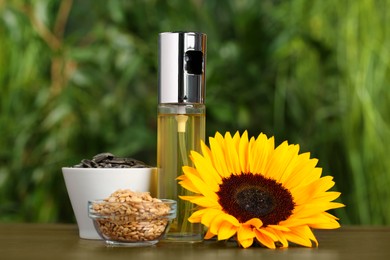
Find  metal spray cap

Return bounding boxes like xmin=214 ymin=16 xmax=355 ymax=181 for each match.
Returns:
xmin=158 ymin=32 xmax=207 ymax=104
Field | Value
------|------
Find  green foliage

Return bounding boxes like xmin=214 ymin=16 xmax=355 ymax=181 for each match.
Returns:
xmin=1 ymin=0 xmax=390 ymax=225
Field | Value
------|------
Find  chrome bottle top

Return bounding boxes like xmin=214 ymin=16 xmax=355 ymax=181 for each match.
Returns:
xmin=158 ymin=32 xmax=207 ymax=104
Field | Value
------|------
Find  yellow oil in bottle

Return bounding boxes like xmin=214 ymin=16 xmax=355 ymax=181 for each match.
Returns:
xmin=157 ymin=104 xmax=205 ymax=242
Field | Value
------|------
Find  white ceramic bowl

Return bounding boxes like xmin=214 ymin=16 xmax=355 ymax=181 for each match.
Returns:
xmin=62 ymin=167 xmax=157 ymax=239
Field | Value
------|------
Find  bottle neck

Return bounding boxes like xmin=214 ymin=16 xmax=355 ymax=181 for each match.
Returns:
xmin=158 ymin=103 xmax=205 ymax=115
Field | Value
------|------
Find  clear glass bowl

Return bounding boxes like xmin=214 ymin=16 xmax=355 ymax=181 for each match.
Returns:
xmin=88 ymin=199 xmax=176 ymax=246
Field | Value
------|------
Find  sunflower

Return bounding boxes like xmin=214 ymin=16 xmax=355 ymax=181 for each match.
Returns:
xmin=178 ymin=131 xmax=345 ymax=249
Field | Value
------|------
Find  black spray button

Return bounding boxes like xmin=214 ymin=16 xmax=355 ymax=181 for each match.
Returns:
xmin=185 ymin=50 xmax=203 ymax=75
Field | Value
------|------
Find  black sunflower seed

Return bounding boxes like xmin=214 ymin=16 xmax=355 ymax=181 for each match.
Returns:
xmin=73 ymin=153 xmax=151 ymax=168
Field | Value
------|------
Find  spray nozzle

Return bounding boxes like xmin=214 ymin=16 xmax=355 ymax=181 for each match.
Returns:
xmin=158 ymin=32 xmax=206 ymax=104
xmin=185 ymin=51 xmax=203 ymax=75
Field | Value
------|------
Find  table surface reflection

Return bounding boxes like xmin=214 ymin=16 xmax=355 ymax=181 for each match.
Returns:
xmin=1 ymin=223 xmax=389 ymax=259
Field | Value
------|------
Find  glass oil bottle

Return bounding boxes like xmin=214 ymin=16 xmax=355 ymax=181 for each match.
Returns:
xmin=157 ymin=32 xmax=207 ymax=242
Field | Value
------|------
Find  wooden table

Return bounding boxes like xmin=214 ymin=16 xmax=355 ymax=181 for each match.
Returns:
xmin=1 ymin=223 xmax=389 ymax=259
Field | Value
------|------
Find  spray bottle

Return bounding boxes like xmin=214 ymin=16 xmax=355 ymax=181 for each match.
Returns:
xmin=157 ymin=32 xmax=207 ymax=242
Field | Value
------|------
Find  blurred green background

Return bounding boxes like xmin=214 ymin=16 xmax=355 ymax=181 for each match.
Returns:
xmin=1 ymin=0 xmax=389 ymax=225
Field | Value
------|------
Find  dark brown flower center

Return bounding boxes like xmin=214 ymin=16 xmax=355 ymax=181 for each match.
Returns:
xmin=235 ymin=187 xmax=275 ymax=216
xmin=217 ymin=173 xmax=295 ymax=226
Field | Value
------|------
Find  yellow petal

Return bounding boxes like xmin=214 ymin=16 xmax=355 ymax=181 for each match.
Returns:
xmin=224 ymin=132 xmax=241 ymax=174
xmin=264 ymin=141 xmax=298 ymax=181
xmin=209 ymin=212 xmax=240 ymax=235
xmin=200 ymin=140 xmax=214 ymax=166
xmin=179 ymin=195 xmax=220 ymax=208
xmin=243 ymin=218 xmax=263 ymax=229
xmin=220 ymin=213 xmax=240 ymax=226
xmin=182 ymin=164 xmax=201 ymax=178
xmin=187 ymin=209 xmax=208 ymax=223
xmin=209 ymin=214 xmax=224 ymax=234
xmin=232 ymin=131 xmax=241 ymax=150
xmin=289 ymin=167 xmax=323 ymax=192
xmin=283 ymin=227 xmax=314 ymax=247
xmin=267 ymin=224 xmax=291 ymax=232
xmin=262 ymin=140 xmax=289 ymax=178
xmin=292 ymin=179 xmax=340 ymax=205
xmin=314 ymin=191 xmax=342 ymax=201
xmin=178 ymin=195 xmax=201 ymax=201
xmin=191 ymin=150 xmax=221 ymax=191
xmin=217 ymin=221 xmax=238 ymax=240
xmin=209 ymin=136 xmax=230 ymax=178
xmin=283 ymin=153 xmax=319 ymax=189
xmin=302 ymin=226 xmax=318 ymax=246
xmin=238 ymin=225 xmax=256 ymax=241
xmin=214 ymin=132 xmax=227 ymax=161
xmin=280 ymin=212 xmax=342 ymax=229
xmin=214 ymin=131 xmax=225 ymax=146
xmin=307 ymin=212 xmax=342 ymax=229
xmin=204 ymin=228 xmax=216 ymax=240
xmin=279 ymin=145 xmax=301 ymax=183
xmin=309 ymin=220 xmax=341 ymax=229
xmin=177 ymin=178 xmax=200 ymax=193
xmin=192 ymin=197 xmax=221 ymax=208
xmin=250 ymin=133 xmax=274 ymax=174
xmin=183 ymin=167 xmax=219 ymax=201
xmin=293 ymin=202 xmax=345 ymax=219
xmin=311 ymin=176 xmax=336 ymax=195
xmin=295 ymin=192 xmax=342 ymax=208
xmin=238 ymin=238 xmax=254 ymax=249
xmin=237 ymin=225 xmax=255 ymax=248
xmin=291 ymin=175 xmax=336 ymax=202
xmin=285 ymin=226 xmax=317 ymax=247
xmin=254 ymin=229 xmax=276 ymax=249
xmin=239 ymin=131 xmax=249 ymax=173
xmin=256 ymin=227 xmax=278 ymax=241
xmin=265 ymin=227 xmax=289 ymax=248
xmin=200 ymin=208 xmax=223 ymax=227
xmin=293 ymin=191 xmax=339 ymax=208
xmin=248 ymin=136 xmax=256 ymax=171
xmin=176 ymin=175 xmax=186 ymax=181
